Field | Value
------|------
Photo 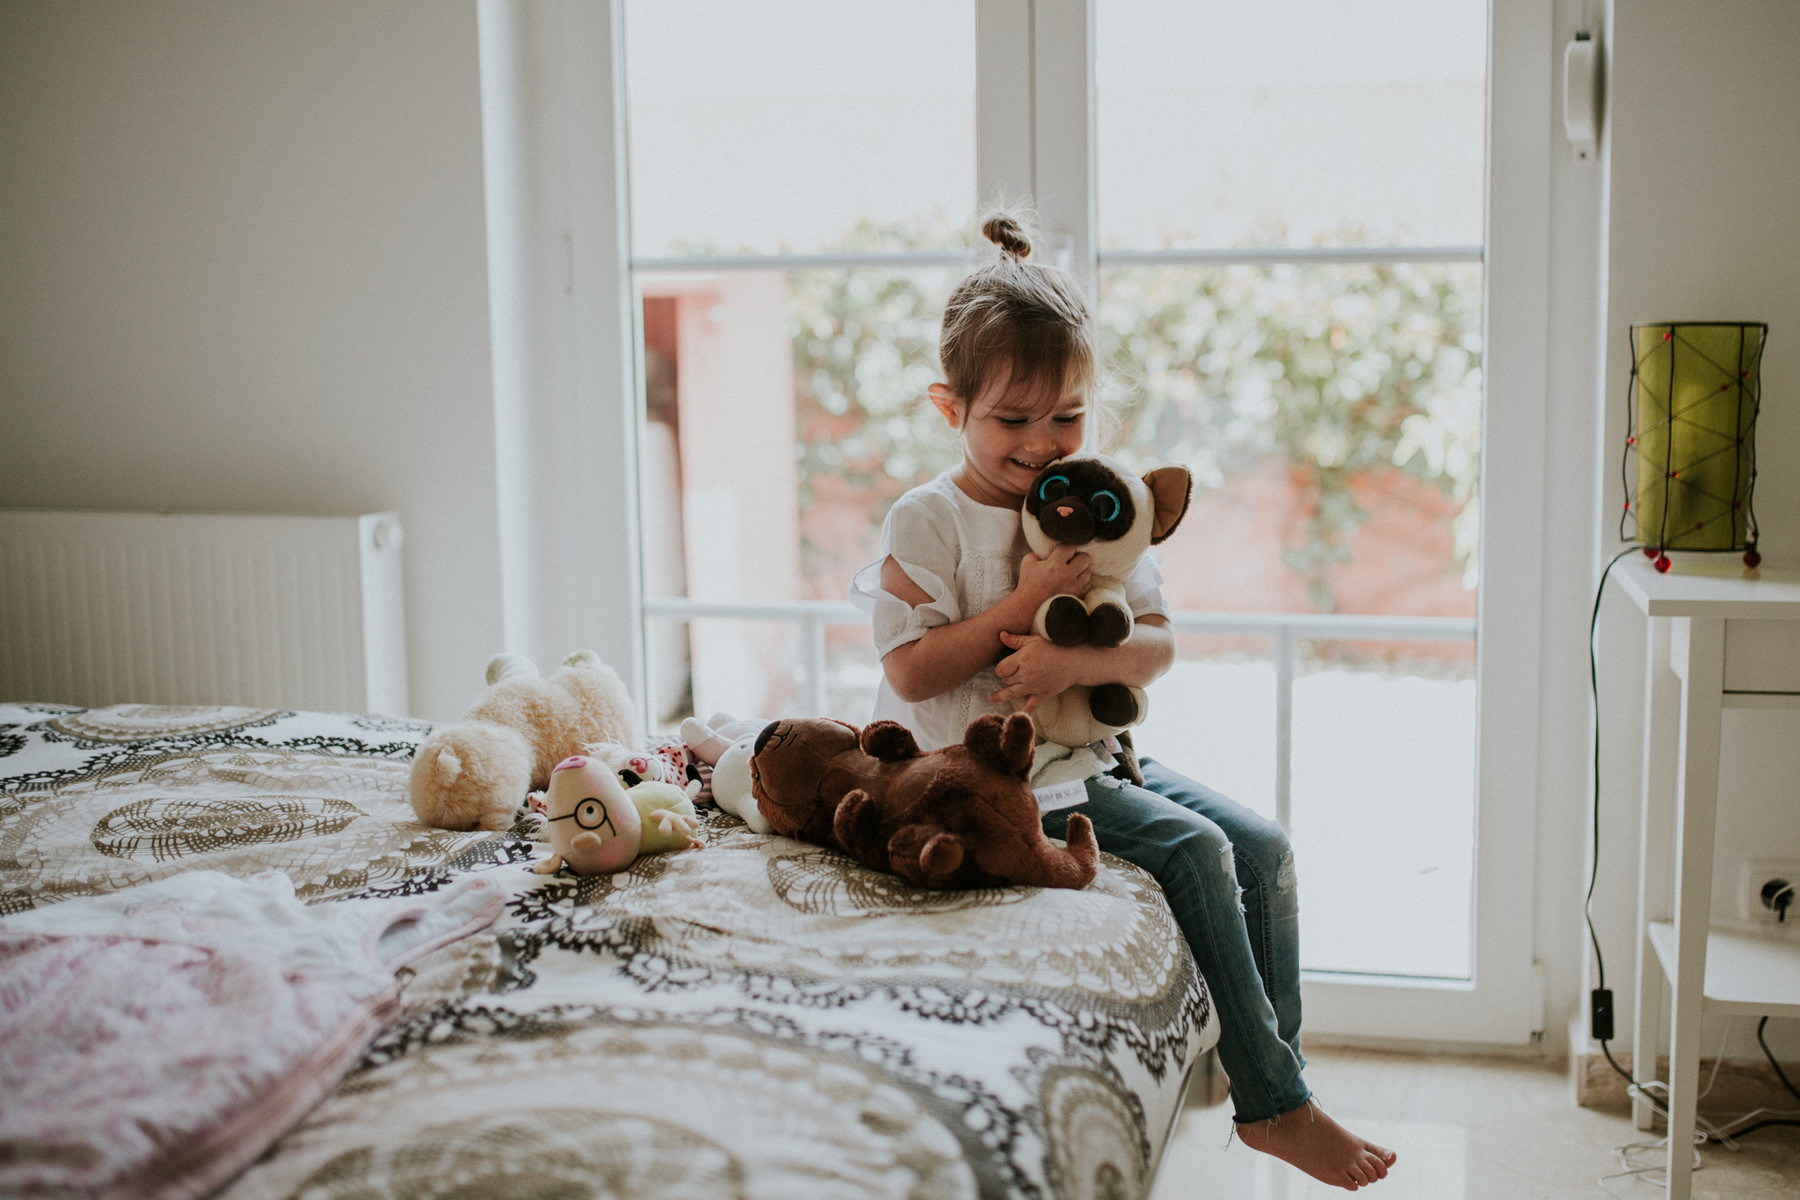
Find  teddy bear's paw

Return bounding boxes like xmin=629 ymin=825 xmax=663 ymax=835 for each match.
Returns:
xmin=1088 ymin=602 xmax=1132 ymax=648
xmin=920 ymin=832 xmax=964 ymax=877
xmin=1088 ymin=683 xmax=1141 ymax=728
xmin=833 ymin=788 xmax=881 ymax=858
xmin=1044 ymin=595 xmax=1091 ymax=645
xmin=888 ymin=826 xmax=964 ymax=887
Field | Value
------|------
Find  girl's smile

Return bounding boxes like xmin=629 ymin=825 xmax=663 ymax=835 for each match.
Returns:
xmin=930 ymin=375 xmax=1087 ymax=508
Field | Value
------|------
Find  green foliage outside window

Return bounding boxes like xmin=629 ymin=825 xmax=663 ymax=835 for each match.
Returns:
xmin=789 ymin=223 xmax=1482 ymax=611
xmin=1099 ymin=261 xmax=1483 ymax=609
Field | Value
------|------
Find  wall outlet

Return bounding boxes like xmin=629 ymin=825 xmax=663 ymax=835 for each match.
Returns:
xmin=1741 ymin=860 xmax=1800 ymax=923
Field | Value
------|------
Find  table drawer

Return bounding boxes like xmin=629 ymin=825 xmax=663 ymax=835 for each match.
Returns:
xmin=1724 ymin=620 xmax=1800 ymax=693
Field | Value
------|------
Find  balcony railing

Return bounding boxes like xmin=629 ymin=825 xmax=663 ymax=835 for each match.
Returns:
xmin=642 ymin=597 xmax=1475 ymax=830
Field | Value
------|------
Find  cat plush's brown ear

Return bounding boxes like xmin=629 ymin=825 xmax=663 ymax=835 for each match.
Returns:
xmin=1143 ymin=466 xmax=1193 ymax=544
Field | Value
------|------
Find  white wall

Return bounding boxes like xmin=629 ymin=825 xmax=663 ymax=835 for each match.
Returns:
xmin=0 ymin=0 xmax=505 ymax=721
xmin=1585 ymin=0 xmax=1800 ymax=1064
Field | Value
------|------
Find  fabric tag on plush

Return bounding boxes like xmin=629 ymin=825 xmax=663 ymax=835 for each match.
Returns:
xmin=1033 ymin=779 xmax=1087 ymax=813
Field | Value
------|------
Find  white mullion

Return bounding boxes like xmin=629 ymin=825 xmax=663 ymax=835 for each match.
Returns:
xmin=976 ymin=0 xmax=1035 ymax=219
xmin=1028 ymin=0 xmax=1096 ymax=295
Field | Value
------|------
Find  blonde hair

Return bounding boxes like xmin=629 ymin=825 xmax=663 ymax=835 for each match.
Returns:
xmin=938 ymin=211 xmax=1097 ymax=417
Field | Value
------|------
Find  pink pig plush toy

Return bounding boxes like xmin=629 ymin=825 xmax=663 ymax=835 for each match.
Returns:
xmin=531 ymin=754 xmax=700 ymax=876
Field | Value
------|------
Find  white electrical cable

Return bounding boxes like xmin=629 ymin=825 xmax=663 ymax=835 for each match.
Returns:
xmin=1598 ymin=1131 xmax=1705 ymax=1196
xmin=1600 ymin=1018 xmax=1736 ymax=1193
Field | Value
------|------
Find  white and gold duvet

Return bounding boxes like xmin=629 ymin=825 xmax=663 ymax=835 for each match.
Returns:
xmin=0 ymin=703 xmax=1215 ymax=1200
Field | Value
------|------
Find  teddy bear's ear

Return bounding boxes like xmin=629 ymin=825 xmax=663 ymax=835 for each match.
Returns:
xmin=998 ymin=713 xmax=1036 ymax=776
xmin=1143 ymin=466 xmax=1193 ymax=544
xmin=486 ymin=653 xmax=539 ymax=686
xmin=963 ymin=713 xmax=1035 ymax=779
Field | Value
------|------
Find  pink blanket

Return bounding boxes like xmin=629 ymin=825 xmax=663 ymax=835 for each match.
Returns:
xmin=0 ymin=870 xmax=503 ymax=1200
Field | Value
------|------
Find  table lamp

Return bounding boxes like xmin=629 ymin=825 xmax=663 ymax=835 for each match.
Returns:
xmin=1621 ymin=321 xmax=1768 ymax=573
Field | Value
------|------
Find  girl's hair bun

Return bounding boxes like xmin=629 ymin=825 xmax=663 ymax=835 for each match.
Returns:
xmin=981 ymin=214 xmax=1032 ymax=259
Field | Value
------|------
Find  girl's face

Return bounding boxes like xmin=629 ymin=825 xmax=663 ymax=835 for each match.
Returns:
xmin=931 ymin=370 xmax=1087 ymax=508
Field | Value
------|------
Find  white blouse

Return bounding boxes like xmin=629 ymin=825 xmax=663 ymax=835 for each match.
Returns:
xmin=849 ymin=471 xmax=1167 ymax=754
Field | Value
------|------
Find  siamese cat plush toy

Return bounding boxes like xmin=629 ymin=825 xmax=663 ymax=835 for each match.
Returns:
xmin=1015 ymin=453 xmax=1192 ymax=748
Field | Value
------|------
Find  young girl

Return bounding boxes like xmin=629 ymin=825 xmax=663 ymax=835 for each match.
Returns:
xmin=849 ymin=213 xmax=1398 ymax=1192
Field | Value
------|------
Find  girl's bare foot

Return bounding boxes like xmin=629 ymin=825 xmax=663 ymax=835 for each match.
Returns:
xmin=1235 ymin=1099 xmax=1396 ymax=1190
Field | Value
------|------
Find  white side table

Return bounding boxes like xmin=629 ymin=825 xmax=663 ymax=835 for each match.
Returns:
xmin=1617 ymin=555 xmax=1800 ymax=1199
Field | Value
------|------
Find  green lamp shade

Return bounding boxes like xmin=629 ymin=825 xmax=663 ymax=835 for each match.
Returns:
xmin=1623 ymin=321 xmax=1767 ymax=568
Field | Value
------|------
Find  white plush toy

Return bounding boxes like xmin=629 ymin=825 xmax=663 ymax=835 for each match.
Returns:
xmin=680 ymin=714 xmax=773 ymax=834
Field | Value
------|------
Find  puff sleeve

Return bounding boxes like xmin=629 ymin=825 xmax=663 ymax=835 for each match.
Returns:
xmin=848 ymin=488 xmax=966 ymax=660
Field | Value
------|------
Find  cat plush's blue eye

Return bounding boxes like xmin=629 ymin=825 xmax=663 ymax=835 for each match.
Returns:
xmin=1091 ymin=490 xmax=1121 ymax=522
xmin=1038 ymin=474 xmax=1071 ymax=502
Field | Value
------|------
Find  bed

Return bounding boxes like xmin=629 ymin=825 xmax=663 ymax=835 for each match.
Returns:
xmin=0 ymin=700 xmax=1215 ymax=1199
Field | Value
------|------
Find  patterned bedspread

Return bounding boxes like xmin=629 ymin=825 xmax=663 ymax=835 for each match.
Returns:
xmin=0 ymin=703 xmax=1215 ymax=1200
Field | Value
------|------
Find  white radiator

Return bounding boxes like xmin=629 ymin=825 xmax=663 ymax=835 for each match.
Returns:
xmin=0 ymin=511 xmax=408 ymax=715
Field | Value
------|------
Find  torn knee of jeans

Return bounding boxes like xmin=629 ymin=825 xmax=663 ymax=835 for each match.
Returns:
xmin=1220 ymin=845 xmax=1247 ymax=914
xmin=1275 ymin=848 xmax=1297 ymax=893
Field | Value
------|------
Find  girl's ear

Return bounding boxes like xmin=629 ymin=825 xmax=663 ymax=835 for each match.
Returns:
xmin=928 ymin=383 xmax=963 ymax=428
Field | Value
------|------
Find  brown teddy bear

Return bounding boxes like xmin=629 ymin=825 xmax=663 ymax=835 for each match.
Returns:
xmin=749 ymin=712 xmax=1098 ymax=890
xmin=408 ymin=650 xmax=638 ymax=832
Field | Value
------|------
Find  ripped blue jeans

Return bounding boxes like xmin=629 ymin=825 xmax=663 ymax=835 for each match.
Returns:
xmin=1040 ymin=757 xmax=1308 ymax=1124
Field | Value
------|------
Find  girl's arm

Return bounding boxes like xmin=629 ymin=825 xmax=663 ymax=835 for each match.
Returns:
xmin=986 ymin=615 xmax=1175 ymax=710
xmin=879 ymin=548 xmax=1091 ymax=703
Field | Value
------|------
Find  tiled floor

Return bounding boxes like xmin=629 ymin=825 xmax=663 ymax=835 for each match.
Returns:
xmin=1150 ymin=1046 xmax=1800 ymax=1199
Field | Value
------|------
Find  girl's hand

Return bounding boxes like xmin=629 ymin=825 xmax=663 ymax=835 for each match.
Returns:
xmin=1015 ymin=546 xmax=1090 ymax=615
xmin=989 ymin=630 xmax=1080 ymax=711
